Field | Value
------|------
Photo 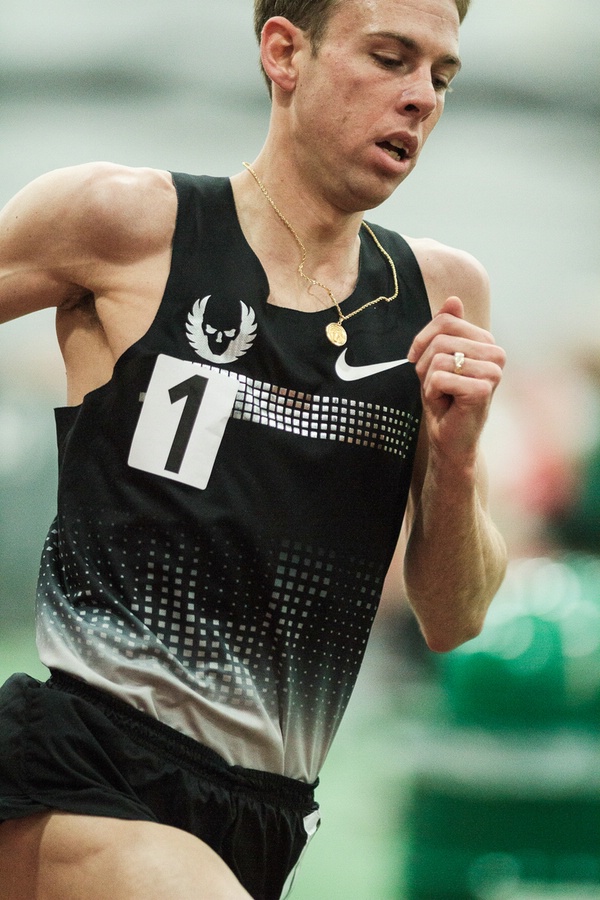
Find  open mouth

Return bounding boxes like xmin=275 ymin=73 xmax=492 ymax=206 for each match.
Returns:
xmin=377 ymin=141 xmax=409 ymax=162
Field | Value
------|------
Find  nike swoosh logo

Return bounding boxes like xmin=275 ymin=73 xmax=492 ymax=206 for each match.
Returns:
xmin=335 ymin=349 xmax=410 ymax=381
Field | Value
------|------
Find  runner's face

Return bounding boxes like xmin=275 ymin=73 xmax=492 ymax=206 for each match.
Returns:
xmin=291 ymin=0 xmax=461 ymax=211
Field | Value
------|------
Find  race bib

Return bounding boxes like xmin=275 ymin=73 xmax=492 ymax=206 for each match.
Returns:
xmin=128 ymin=354 xmax=239 ymax=490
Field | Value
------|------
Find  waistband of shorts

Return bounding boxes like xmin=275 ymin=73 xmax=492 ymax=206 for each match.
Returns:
xmin=47 ymin=670 xmax=318 ymax=809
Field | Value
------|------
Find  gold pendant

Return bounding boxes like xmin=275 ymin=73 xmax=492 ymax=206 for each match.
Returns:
xmin=326 ymin=321 xmax=347 ymax=347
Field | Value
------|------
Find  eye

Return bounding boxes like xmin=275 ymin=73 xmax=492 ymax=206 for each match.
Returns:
xmin=432 ymin=75 xmax=453 ymax=94
xmin=204 ymin=324 xmax=217 ymax=334
xmin=372 ymin=54 xmax=404 ymax=70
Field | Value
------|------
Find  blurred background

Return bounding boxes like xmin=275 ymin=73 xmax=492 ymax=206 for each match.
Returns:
xmin=1 ymin=1 xmax=599 ymax=897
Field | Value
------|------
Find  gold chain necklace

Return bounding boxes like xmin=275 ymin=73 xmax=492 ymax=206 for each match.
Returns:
xmin=243 ymin=162 xmax=399 ymax=347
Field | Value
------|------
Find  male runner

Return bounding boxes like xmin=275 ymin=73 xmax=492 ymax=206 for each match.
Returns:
xmin=0 ymin=1 xmax=506 ymax=897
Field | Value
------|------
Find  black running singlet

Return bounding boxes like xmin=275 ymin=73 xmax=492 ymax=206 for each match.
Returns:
xmin=36 ymin=174 xmax=431 ymax=781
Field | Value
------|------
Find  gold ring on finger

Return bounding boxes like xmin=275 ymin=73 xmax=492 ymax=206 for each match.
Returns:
xmin=453 ymin=351 xmax=466 ymax=374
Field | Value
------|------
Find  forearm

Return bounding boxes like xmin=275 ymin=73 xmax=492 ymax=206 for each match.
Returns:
xmin=403 ymin=451 xmax=507 ymax=653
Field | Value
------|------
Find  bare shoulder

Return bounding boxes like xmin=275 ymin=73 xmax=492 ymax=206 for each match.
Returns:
xmin=14 ymin=161 xmax=176 ymax=261
xmin=79 ymin=162 xmax=176 ymax=255
xmin=404 ymin=236 xmax=491 ymax=328
xmin=0 ymin=162 xmax=177 ymax=324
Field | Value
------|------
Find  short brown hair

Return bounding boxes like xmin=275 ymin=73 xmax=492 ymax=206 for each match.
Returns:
xmin=254 ymin=0 xmax=471 ymax=51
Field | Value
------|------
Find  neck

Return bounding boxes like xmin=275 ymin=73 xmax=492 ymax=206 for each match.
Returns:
xmin=235 ymin=149 xmax=364 ymax=257
xmin=230 ymin=154 xmax=399 ymax=333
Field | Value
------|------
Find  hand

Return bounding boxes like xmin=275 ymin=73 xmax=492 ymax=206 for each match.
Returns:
xmin=407 ymin=296 xmax=506 ymax=464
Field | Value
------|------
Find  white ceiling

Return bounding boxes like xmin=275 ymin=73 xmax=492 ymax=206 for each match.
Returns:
xmin=2 ymin=0 xmax=599 ymax=105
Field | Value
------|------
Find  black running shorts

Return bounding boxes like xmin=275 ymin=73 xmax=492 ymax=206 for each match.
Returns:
xmin=0 ymin=672 xmax=320 ymax=900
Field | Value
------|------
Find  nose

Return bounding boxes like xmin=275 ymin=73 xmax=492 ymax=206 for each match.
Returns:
xmin=397 ymin=71 xmax=438 ymax=120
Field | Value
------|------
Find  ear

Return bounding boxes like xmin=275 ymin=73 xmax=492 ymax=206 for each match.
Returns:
xmin=260 ymin=16 xmax=305 ymax=93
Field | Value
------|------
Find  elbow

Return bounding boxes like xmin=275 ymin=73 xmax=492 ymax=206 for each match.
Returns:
xmin=424 ymin=615 xmax=485 ymax=654
xmin=410 ymin=553 xmax=508 ymax=654
xmin=420 ymin=596 xmax=492 ymax=653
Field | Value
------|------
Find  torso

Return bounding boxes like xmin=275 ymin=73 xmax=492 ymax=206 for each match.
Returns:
xmin=39 ymin=173 xmax=432 ymax=779
xmin=56 ymin=164 xmax=485 ymax=406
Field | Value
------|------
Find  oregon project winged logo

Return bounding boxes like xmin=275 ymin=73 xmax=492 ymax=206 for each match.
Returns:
xmin=186 ymin=295 xmax=257 ymax=364
xmin=335 ymin=349 xmax=410 ymax=381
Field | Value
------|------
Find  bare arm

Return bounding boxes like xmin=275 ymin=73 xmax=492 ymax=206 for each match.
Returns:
xmin=0 ymin=167 xmax=89 ymax=323
xmin=0 ymin=162 xmax=176 ymax=402
xmin=402 ymin=241 xmax=507 ymax=652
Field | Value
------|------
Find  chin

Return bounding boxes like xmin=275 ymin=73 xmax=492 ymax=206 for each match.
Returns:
xmin=346 ymin=173 xmax=407 ymax=213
